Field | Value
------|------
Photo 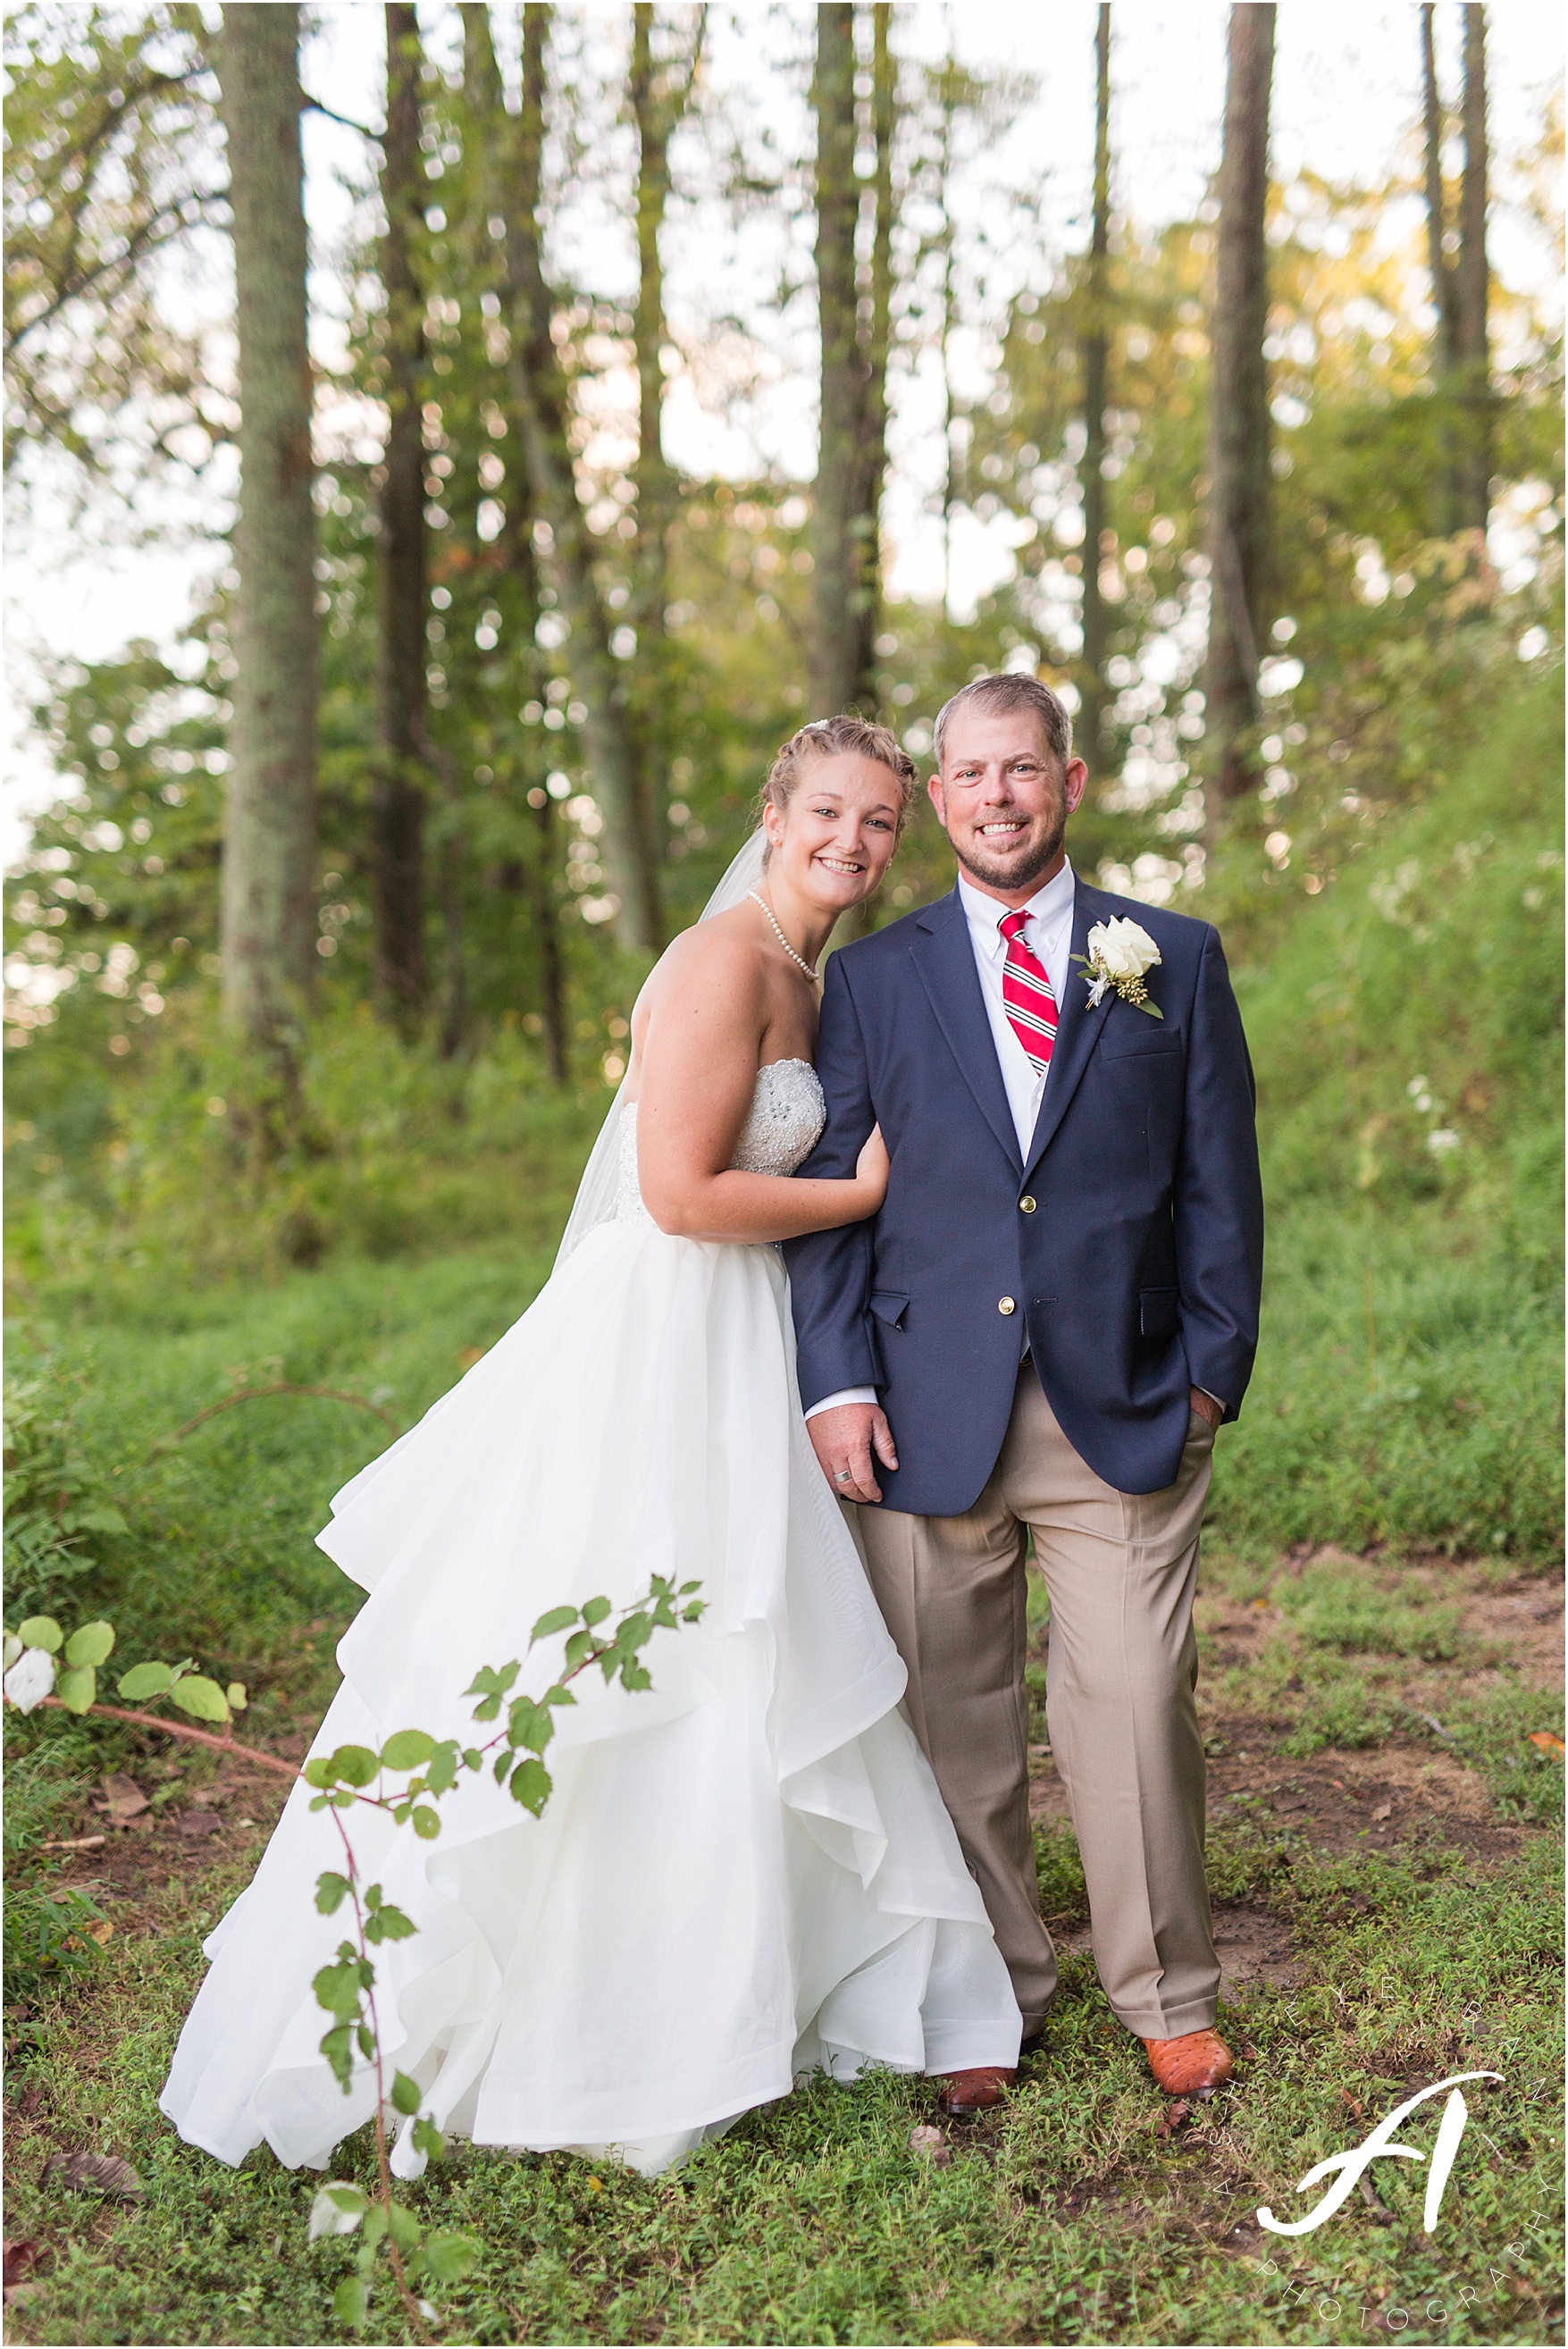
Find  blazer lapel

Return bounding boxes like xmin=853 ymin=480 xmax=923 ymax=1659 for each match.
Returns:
xmin=1021 ymin=878 xmax=1116 ymax=1182
xmin=910 ymin=886 xmax=1023 ymax=1175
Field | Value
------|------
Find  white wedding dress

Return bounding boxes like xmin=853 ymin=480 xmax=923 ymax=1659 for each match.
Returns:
xmin=161 ymin=1059 xmax=1020 ymax=2177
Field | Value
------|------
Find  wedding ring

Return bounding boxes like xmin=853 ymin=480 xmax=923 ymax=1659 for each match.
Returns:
xmin=834 ymin=1469 xmax=854 ymax=1482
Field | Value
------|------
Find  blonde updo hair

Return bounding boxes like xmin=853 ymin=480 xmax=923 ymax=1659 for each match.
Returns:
xmin=758 ymin=715 xmax=918 ymax=864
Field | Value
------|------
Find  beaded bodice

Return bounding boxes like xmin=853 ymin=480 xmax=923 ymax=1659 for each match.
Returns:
xmin=616 ymin=1059 xmax=826 ymax=1228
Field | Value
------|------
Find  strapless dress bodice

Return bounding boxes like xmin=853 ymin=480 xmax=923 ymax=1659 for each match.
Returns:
xmin=616 ymin=1059 xmax=827 ymax=1227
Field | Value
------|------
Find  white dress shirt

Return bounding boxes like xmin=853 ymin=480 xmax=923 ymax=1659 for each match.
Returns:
xmin=804 ymin=862 xmax=1077 ymax=1422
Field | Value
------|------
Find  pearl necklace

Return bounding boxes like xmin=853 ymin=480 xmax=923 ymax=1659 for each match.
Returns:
xmin=748 ymin=891 xmax=819 ymax=982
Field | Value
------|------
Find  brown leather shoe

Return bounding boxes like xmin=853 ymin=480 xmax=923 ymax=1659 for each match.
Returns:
xmin=1140 ymin=2028 xmax=1234 ymax=2098
xmin=937 ymin=2066 xmax=1016 ymax=2117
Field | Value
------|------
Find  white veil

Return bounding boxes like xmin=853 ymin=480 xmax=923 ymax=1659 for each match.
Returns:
xmin=553 ymin=829 xmax=768 ymax=1265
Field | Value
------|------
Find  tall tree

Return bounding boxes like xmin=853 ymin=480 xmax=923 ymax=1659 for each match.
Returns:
xmin=628 ymin=7 xmax=699 ymax=675
xmin=372 ymin=2 xmax=429 ymax=1025
xmin=1454 ymin=4 xmax=1490 ymax=534
xmin=216 ymin=4 xmax=317 ymax=1046
xmin=1204 ymin=2 xmax=1274 ymax=814
xmin=500 ymin=4 xmax=664 ymax=956
xmin=1077 ymin=4 xmax=1113 ymax=774
xmin=809 ymin=3 xmax=895 ymax=721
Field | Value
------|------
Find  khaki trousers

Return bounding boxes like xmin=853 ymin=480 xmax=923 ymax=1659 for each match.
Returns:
xmin=854 ymin=1366 xmax=1220 ymax=2041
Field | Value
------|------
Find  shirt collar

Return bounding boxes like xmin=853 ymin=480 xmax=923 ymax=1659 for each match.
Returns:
xmin=958 ymin=858 xmax=1076 ymax=953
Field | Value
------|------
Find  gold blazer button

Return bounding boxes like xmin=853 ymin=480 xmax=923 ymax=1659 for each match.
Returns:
xmin=1019 ymin=1195 xmax=1037 ymax=1212
xmin=998 ymin=1296 xmax=1017 ymax=1315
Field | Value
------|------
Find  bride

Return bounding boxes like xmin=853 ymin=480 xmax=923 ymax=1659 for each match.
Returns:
xmin=161 ymin=715 xmax=1021 ymax=2178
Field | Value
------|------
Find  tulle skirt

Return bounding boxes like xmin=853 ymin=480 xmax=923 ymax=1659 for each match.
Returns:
xmin=160 ymin=1215 xmax=1020 ymax=2176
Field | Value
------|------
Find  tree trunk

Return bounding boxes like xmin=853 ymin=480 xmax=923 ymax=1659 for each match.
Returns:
xmin=1204 ymin=2 xmax=1274 ymax=815
xmin=1455 ymin=3 xmax=1490 ymax=535
xmin=530 ymin=782 xmax=568 ymax=1085
xmin=858 ymin=0 xmax=893 ymax=684
xmin=373 ymin=1 xmax=428 ymax=1025
xmin=810 ymin=2 xmax=863 ymax=717
xmin=217 ymin=4 xmax=317 ymax=1047
xmin=1078 ymin=4 xmax=1112 ymax=775
xmin=1420 ymin=3 xmax=1460 ymax=534
xmin=628 ymin=4 xmax=700 ymax=852
xmin=501 ymin=4 xmax=664 ymax=957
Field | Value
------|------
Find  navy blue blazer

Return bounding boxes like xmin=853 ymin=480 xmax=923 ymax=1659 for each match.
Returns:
xmin=784 ymin=876 xmax=1264 ymax=1514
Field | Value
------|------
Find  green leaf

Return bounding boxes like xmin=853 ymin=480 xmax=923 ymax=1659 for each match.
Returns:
xmin=319 ymin=2022 xmax=355 ymax=2090
xmin=529 ymin=1605 xmax=579 ymax=1644
xmin=226 ymin=1682 xmax=247 ymax=1711
xmin=73 ymin=1506 xmax=129 ymax=1536
xmin=410 ymin=2116 xmax=446 ymax=2163
xmin=303 ymin=1754 xmax=332 ymax=1789
xmin=619 ymin=1661 xmax=653 ymax=1693
xmin=421 ymin=2230 xmax=481 ymax=2283
xmin=581 ymin=1595 xmax=612 ymax=1628
xmin=313 ymin=1959 xmax=365 ymax=2018
xmin=325 ymin=1743 xmax=380 ymax=1788
xmin=2 ymin=1633 xmax=21 ymax=1673
xmin=381 ymin=1728 xmax=437 ymax=1773
xmin=509 ymin=1757 xmax=552 ymax=1816
xmin=315 ymin=1871 xmax=353 ymax=1916
xmin=563 ymin=1628 xmax=594 ymax=1672
xmin=64 ymin=1621 xmax=114 ymax=1669
xmin=332 ymin=2277 xmax=370 ymax=2329
xmin=410 ymin=1806 xmax=440 ymax=1841
xmin=18 ymin=1616 xmax=63 ymax=1654
xmin=365 ymin=1901 xmax=418 ymax=1944
xmin=169 ymin=1674 xmax=231 ymax=1725
xmin=387 ymin=2201 xmax=423 ymax=2254
xmin=492 ymin=1749 xmax=514 ymax=1787
xmin=618 ymin=1610 xmax=653 ymax=1652
xmin=54 ymin=1664 xmax=97 ymax=1713
xmin=507 ymin=1695 xmax=553 ymax=1755
xmin=356 ymin=2020 xmax=375 ymax=2060
xmin=390 ymin=2070 xmax=422 ymax=2116
xmin=462 ymin=1748 xmax=484 ymax=1772
xmin=542 ymin=1682 xmax=576 ymax=1710
xmin=115 ymin=1660 xmax=177 ymax=1702
xmin=424 ymin=1741 xmax=460 ymax=1794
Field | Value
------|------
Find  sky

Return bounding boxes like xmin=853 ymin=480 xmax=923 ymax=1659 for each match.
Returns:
xmin=4 ymin=0 xmax=1563 ymax=860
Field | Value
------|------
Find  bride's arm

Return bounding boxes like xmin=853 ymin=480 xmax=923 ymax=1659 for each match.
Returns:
xmin=634 ymin=933 xmax=885 ymax=1244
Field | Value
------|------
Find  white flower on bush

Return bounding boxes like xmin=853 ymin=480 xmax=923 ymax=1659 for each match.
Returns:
xmin=1427 ymin=1128 xmax=1461 ymax=1155
xmin=4 ymin=1645 xmax=58 ymax=1714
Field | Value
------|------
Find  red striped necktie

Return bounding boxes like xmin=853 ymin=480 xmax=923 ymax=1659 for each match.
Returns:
xmin=999 ymin=909 xmax=1059 ymax=1075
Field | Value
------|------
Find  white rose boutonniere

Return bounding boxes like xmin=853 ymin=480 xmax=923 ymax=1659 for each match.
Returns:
xmin=1074 ymin=917 xmax=1163 ymax=1018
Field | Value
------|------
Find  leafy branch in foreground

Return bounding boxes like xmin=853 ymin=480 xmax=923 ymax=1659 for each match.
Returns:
xmin=4 ymin=1574 xmax=705 ymax=2341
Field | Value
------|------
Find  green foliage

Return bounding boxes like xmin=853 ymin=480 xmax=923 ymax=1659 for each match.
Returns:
xmin=3 ymin=1361 xmax=130 ymax=1617
xmin=1206 ymin=668 xmax=1564 ymax=1566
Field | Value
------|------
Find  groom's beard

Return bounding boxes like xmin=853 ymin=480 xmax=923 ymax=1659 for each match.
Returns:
xmin=951 ymin=800 xmax=1068 ymax=896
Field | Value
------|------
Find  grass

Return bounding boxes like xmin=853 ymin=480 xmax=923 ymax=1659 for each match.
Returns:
xmin=4 ymin=683 xmax=1563 ymax=2343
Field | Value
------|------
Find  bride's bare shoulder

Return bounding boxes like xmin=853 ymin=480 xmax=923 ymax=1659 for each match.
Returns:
xmin=641 ymin=910 xmax=767 ymax=1016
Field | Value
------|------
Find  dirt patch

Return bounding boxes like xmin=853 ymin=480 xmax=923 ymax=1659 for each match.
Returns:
xmin=1030 ymin=1728 xmax=1518 ymax=1864
xmin=1458 ymin=1582 xmax=1564 ymax=1688
xmin=38 ymin=1752 xmax=300 ymax=1922
xmin=1051 ymin=1900 xmax=1304 ymax=1998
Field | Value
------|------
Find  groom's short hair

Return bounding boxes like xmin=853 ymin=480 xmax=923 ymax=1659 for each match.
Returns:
xmin=933 ymin=674 xmax=1074 ymax=772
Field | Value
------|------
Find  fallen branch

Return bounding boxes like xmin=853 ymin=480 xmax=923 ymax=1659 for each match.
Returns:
xmin=147 ymin=1384 xmax=399 ymax=1459
xmin=37 ymin=1696 xmax=302 ymax=1780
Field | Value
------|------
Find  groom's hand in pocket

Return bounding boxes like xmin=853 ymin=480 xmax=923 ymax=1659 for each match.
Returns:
xmin=809 ymin=1403 xmax=899 ymax=1505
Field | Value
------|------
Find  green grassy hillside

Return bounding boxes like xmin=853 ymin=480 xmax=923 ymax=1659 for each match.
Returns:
xmin=1209 ymin=674 xmax=1564 ymax=1564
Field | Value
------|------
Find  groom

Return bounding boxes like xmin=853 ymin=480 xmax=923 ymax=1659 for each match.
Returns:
xmin=785 ymin=672 xmax=1263 ymax=2117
